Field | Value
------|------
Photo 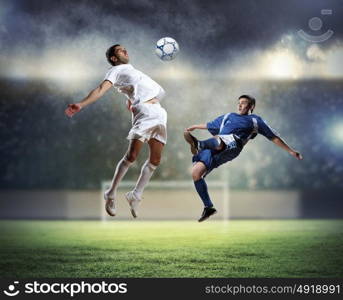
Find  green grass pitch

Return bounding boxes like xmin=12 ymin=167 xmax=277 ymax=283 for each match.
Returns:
xmin=0 ymin=220 xmax=342 ymax=278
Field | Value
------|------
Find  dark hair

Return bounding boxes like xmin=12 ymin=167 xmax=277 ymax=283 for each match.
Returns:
xmin=239 ymin=94 xmax=256 ymax=113
xmin=106 ymin=44 xmax=121 ymax=66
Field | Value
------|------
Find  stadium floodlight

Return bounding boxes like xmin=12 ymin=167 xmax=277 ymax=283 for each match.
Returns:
xmin=4 ymin=51 xmax=94 ymax=82
xmin=230 ymin=46 xmax=305 ymax=80
xmin=152 ymin=61 xmax=198 ymax=80
xmin=331 ymin=122 xmax=343 ymax=144
xmin=327 ymin=46 xmax=343 ymax=78
xmin=265 ymin=50 xmax=301 ymax=79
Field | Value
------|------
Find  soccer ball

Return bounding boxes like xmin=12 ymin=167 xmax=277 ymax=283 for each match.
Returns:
xmin=155 ymin=37 xmax=179 ymax=61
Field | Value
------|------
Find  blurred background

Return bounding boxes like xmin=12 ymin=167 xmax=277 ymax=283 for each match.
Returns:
xmin=1 ymin=0 xmax=342 ymax=219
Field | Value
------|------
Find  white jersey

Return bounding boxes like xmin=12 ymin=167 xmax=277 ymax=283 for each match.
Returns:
xmin=104 ymin=64 xmax=165 ymax=106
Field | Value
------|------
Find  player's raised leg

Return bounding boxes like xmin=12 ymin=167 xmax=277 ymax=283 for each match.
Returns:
xmin=126 ymin=138 xmax=164 ymax=218
xmin=104 ymin=139 xmax=144 ymax=216
xmin=192 ymin=161 xmax=217 ymax=222
xmin=184 ymin=131 xmax=224 ymax=154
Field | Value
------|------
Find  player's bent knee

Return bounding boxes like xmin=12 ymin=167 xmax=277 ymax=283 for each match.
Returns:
xmin=149 ymin=159 xmax=160 ymax=166
xmin=192 ymin=169 xmax=202 ymax=181
xmin=192 ymin=162 xmax=207 ymax=181
xmin=125 ymin=152 xmax=138 ymax=162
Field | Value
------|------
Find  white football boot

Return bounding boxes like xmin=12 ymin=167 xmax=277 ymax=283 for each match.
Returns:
xmin=104 ymin=190 xmax=116 ymax=217
xmin=125 ymin=191 xmax=142 ymax=218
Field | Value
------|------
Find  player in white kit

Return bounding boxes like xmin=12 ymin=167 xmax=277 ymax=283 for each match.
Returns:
xmin=65 ymin=44 xmax=167 ymax=218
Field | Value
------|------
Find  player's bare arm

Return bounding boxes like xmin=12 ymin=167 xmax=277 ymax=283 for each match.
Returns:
xmin=186 ymin=124 xmax=207 ymax=131
xmin=271 ymin=136 xmax=303 ymax=160
xmin=65 ymin=80 xmax=113 ymax=117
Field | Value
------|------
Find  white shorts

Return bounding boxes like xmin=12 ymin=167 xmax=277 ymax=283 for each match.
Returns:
xmin=127 ymin=102 xmax=167 ymax=144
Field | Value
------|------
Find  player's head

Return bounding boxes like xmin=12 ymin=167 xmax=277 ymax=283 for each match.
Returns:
xmin=106 ymin=44 xmax=129 ymax=66
xmin=238 ymin=95 xmax=256 ymax=115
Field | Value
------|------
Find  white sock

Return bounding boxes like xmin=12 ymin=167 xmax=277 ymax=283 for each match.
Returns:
xmin=133 ymin=160 xmax=157 ymax=199
xmin=106 ymin=157 xmax=133 ymax=199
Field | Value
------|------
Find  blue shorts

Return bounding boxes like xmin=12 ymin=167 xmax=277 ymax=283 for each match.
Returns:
xmin=192 ymin=143 xmax=243 ymax=175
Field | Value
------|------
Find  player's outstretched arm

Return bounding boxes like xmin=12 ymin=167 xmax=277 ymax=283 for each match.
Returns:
xmin=271 ymin=136 xmax=303 ymax=160
xmin=186 ymin=124 xmax=207 ymax=131
xmin=65 ymin=80 xmax=113 ymax=117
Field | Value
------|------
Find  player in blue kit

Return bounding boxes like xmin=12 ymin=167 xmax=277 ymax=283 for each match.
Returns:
xmin=184 ymin=95 xmax=303 ymax=222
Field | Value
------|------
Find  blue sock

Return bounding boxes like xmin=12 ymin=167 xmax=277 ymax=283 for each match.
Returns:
xmin=199 ymin=137 xmax=221 ymax=151
xmin=194 ymin=178 xmax=213 ymax=207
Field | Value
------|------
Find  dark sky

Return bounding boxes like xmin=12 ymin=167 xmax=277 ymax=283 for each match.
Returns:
xmin=1 ymin=0 xmax=342 ymax=64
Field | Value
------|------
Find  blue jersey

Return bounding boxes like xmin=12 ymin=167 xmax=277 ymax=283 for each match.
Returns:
xmin=206 ymin=113 xmax=279 ymax=144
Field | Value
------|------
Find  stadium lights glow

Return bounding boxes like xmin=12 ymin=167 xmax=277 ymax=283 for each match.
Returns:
xmin=327 ymin=47 xmax=343 ymax=78
xmin=45 ymin=61 xmax=91 ymax=81
xmin=152 ymin=62 xmax=198 ymax=80
xmin=332 ymin=122 xmax=343 ymax=144
xmin=2 ymin=38 xmax=343 ymax=81
xmin=3 ymin=47 xmax=99 ymax=82
xmin=4 ymin=50 xmax=196 ymax=81
xmin=5 ymin=57 xmax=93 ymax=81
xmin=264 ymin=50 xmax=301 ymax=79
xmin=230 ymin=47 xmax=304 ymax=80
